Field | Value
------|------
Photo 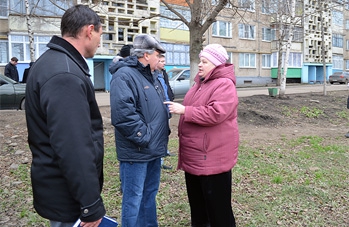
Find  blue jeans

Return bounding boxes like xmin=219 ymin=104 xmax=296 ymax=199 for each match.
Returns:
xmin=120 ymin=158 xmax=161 ymax=227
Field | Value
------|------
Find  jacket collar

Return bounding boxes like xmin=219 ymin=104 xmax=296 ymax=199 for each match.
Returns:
xmin=47 ymin=36 xmax=90 ymax=76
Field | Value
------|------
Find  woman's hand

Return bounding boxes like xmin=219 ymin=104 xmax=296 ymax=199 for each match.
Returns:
xmin=164 ymin=101 xmax=185 ymax=115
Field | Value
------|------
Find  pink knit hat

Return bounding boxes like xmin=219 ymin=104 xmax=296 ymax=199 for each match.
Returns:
xmin=199 ymin=44 xmax=229 ymax=66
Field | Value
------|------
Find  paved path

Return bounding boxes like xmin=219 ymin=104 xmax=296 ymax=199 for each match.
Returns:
xmin=96 ymin=84 xmax=349 ymax=107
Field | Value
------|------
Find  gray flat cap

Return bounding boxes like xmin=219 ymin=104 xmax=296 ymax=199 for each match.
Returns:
xmin=133 ymin=34 xmax=166 ymax=54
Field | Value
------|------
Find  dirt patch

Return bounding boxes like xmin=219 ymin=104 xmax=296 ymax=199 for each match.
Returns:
xmin=0 ymin=90 xmax=348 ymax=224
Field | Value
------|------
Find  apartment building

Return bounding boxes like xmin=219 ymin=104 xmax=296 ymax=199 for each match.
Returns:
xmin=1 ymin=0 xmax=349 ymax=89
xmin=0 ymin=0 xmax=161 ymax=91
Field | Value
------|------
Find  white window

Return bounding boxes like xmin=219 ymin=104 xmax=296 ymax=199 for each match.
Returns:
xmin=227 ymin=52 xmax=233 ymax=64
xmin=10 ymin=0 xmax=71 ymax=16
xmin=346 ymin=60 xmax=349 ymax=70
xmin=333 ymin=34 xmax=343 ymax=48
xmin=262 ymin=28 xmax=276 ymax=41
xmin=160 ymin=6 xmax=190 ymax=31
xmin=238 ymin=0 xmax=255 ymax=11
xmin=0 ymin=40 xmax=8 ymax=63
xmin=262 ymin=54 xmax=271 ymax=68
xmin=346 ymin=20 xmax=349 ymax=30
xmin=161 ymin=43 xmax=190 ymax=66
xmin=332 ymin=10 xmax=343 ymax=27
xmin=9 ymin=35 xmax=51 ymax=62
xmin=261 ymin=0 xmax=277 ymax=14
xmin=239 ymin=53 xmax=256 ymax=68
xmin=271 ymin=52 xmax=301 ymax=68
xmin=0 ymin=0 xmax=8 ymax=17
xmin=212 ymin=21 xmax=232 ymax=38
xmin=238 ymin=24 xmax=255 ymax=39
xmin=333 ymin=55 xmax=343 ymax=70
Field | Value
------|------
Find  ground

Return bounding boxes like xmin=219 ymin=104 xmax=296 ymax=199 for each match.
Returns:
xmin=0 ymin=90 xmax=348 ymax=225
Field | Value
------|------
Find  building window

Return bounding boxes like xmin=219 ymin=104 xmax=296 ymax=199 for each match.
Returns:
xmin=271 ymin=52 xmax=301 ymax=67
xmin=262 ymin=54 xmax=271 ymax=68
xmin=346 ymin=20 xmax=349 ymax=30
xmin=238 ymin=0 xmax=255 ymax=11
xmin=161 ymin=43 xmax=190 ymax=66
xmin=239 ymin=53 xmax=256 ymax=68
xmin=0 ymin=0 xmax=8 ymax=17
xmin=238 ymin=24 xmax=255 ymax=39
xmin=346 ymin=60 xmax=349 ymax=70
xmin=262 ymin=28 xmax=275 ymax=41
xmin=293 ymin=27 xmax=303 ymax=42
xmin=10 ymin=0 xmax=69 ymax=16
xmin=333 ymin=34 xmax=343 ymax=48
xmin=227 ymin=52 xmax=233 ymax=64
xmin=332 ymin=10 xmax=343 ymax=27
xmin=261 ymin=0 xmax=277 ymax=14
xmin=332 ymin=55 xmax=343 ymax=70
xmin=9 ymin=35 xmax=51 ymax=62
xmin=160 ymin=6 xmax=190 ymax=31
xmin=212 ymin=21 xmax=232 ymax=38
xmin=0 ymin=40 xmax=8 ymax=63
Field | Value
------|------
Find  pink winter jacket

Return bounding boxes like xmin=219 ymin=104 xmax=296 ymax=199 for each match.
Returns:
xmin=177 ymin=63 xmax=239 ymax=176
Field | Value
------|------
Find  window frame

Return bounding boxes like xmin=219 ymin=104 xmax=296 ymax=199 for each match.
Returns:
xmin=239 ymin=53 xmax=256 ymax=68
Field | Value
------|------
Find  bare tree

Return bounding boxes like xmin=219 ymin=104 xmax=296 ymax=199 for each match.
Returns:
xmin=160 ymin=0 xmax=239 ymax=84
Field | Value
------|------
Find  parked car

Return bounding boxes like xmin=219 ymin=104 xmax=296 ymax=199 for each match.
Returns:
xmin=167 ymin=67 xmax=190 ymax=99
xmin=0 ymin=74 xmax=26 ymax=110
xmin=329 ymin=72 xmax=349 ymax=84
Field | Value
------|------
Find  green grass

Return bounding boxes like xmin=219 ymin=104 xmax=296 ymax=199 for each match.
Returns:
xmin=4 ymin=136 xmax=349 ymax=226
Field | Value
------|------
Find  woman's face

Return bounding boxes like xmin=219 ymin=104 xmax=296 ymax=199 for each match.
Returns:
xmin=198 ymin=57 xmax=216 ymax=78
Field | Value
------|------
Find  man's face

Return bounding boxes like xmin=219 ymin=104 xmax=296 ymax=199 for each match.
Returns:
xmin=86 ymin=25 xmax=103 ymax=58
xmin=11 ymin=60 xmax=18 ymax=66
xmin=156 ymin=57 xmax=165 ymax=70
xmin=148 ymin=51 xmax=162 ymax=71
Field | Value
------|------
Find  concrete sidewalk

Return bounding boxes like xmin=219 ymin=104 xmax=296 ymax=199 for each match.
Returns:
xmin=95 ymin=84 xmax=349 ymax=107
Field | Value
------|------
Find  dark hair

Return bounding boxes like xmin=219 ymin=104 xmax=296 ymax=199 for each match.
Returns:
xmin=61 ymin=5 xmax=101 ymax=38
xmin=11 ymin=57 xmax=18 ymax=62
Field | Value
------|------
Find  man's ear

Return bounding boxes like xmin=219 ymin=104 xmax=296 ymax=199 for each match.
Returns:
xmin=86 ymin=24 xmax=94 ymax=39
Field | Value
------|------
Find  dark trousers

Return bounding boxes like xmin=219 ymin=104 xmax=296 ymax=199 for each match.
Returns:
xmin=185 ymin=171 xmax=236 ymax=227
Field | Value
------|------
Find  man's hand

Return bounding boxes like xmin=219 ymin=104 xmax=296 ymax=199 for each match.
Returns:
xmin=79 ymin=218 xmax=102 ymax=227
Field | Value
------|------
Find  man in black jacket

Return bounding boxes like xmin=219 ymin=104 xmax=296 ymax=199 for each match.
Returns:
xmin=25 ymin=5 xmax=105 ymax=227
xmin=4 ymin=57 xmax=19 ymax=82
xmin=21 ymin=61 xmax=34 ymax=83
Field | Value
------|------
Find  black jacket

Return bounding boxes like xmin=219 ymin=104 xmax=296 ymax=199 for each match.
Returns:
xmin=109 ymin=56 xmax=170 ymax=161
xmin=25 ymin=36 xmax=105 ymax=222
xmin=162 ymin=69 xmax=174 ymax=101
xmin=4 ymin=62 xmax=19 ymax=82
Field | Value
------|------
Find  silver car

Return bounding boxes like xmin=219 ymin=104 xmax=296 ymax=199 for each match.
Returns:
xmin=329 ymin=72 xmax=349 ymax=84
xmin=167 ymin=67 xmax=191 ymax=99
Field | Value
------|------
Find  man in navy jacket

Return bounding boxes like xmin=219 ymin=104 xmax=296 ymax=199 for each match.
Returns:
xmin=109 ymin=34 xmax=169 ymax=227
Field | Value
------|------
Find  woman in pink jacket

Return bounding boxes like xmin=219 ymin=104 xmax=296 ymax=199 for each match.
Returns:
xmin=165 ymin=44 xmax=239 ymax=227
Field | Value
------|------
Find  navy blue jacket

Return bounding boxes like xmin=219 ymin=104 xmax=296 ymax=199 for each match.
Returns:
xmin=109 ymin=56 xmax=169 ymax=162
xmin=25 ymin=36 xmax=105 ymax=222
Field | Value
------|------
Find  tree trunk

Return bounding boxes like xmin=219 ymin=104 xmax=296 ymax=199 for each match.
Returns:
xmin=25 ymin=0 xmax=35 ymax=62
xmin=189 ymin=28 xmax=203 ymax=86
xmin=280 ymin=0 xmax=296 ymax=97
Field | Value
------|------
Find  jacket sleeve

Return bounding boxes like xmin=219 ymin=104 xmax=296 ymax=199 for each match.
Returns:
xmin=184 ymin=79 xmax=238 ymax=126
xmin=110 ymin=72 xmax=151 ymax=147
xmin=40 ymin=74 xmax=105 ymax=222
